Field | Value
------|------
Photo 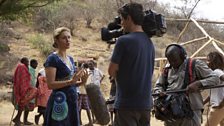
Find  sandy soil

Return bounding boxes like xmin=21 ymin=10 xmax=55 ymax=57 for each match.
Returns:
xmin=0 ymin=85 xmax=210 ymax=126
xmin=0 ymin=85 xmax=212 ymax=126
xmin=0 ymin=100 xmax=163 ymax=126
xmin=0 ymin=100 xmax=213 ymax=126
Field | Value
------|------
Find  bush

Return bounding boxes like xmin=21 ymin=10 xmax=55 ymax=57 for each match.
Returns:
xmin=0 ymin=43 xmax=10 ymax=52
xmin=33 ymin=1 xmax=80 ymax=33
xmin=28 ymin=34 xmax=53 ymax=57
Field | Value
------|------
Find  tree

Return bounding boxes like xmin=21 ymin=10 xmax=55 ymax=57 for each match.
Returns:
xmin=175 ymin=0 xmax=201 ymax=42
xmin=174 ymin=0 xmax=200 ymax=18
xmin=0 ymin=0 xmax=57 ymax=20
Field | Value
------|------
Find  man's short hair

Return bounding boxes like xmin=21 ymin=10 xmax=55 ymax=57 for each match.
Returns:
xmin=30 ymin=59 xmax=38 ymax=65
xmin=20 ymin=57 xmax=28 ymax=64
xmin=118 ymin=2 xmax=144 ymax=25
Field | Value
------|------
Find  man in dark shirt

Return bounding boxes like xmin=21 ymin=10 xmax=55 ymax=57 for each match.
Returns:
xmin=108 ymin=2 xmax=155 ymax=126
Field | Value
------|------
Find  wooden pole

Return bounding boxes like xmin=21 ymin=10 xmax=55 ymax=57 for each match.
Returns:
xmin=212 ymin=41 xmax=224 ymax=55
xmin=180 ymin=36 xmax=208 ymax=46
xmin=159 ymin=59 xmax=167 ymax=73
xmin=176 ymin=0 xmax=201 ymax=42
xmin=9 ymin=108 xmax=16 ymax=126
xmin=176 ymin=21 xmax=191 ymax=43
xmin=190 ymin=39 xmax=212 ymax=58
xmin=166 ymin=18 xmax=224 ymax=24
xmin=190 ymin=18 xmax=210 ymax=37
xmin=214 ymin=39 xmax=224 ymax=46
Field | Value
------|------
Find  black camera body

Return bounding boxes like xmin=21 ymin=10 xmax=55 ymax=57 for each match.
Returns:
xmin=101 ymin=10 xmax=167 ymax=44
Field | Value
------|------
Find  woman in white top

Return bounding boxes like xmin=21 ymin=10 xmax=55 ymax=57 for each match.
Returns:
xmin=203 ymin=51 xmax=224 ymax=126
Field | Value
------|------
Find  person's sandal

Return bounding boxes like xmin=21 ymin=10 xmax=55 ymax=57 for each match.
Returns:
xmin=12 ymin=118 xmax=23 ymax=126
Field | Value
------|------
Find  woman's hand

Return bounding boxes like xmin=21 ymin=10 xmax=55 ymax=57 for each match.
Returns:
xmin=69 ymin=69 xmax=88 ymax=85
xmin=80 ymin=69 xmax=88 ymax=85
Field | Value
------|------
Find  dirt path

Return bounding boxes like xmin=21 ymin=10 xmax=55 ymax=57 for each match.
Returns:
xmin=0 ymin=86 xmax=209 ymax=126
xmin=0 ymin=100 xmax=163 ymax=126
xmin=0 ymin=98 xmax=212 ymax=126
xmin=0 ymin=86 xmax=162 ymax=126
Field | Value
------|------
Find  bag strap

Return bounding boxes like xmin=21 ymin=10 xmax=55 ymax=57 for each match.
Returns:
xmin=189 ymin=58 xmax=195 ymax=82
xmin=162 ymin=65 xmax=171 ymax=89
xmin=162 ymin=58 xmax=196 ymax=89
xmin=183 ymin=58 xmax=196 ymax=88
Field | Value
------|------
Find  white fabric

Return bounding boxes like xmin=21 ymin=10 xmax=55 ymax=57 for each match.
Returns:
xmin=39 ymin=68 xmax=46 ymax=77
xmin=79 ymin=68 xmax=104 ymax=94
xmin=79 ymin=85 xmax=86 ymax=94
xmin=87 ymin=68 xmax=104 ymax=86
xmin=210 ymin=69 xmax=224 ymax=107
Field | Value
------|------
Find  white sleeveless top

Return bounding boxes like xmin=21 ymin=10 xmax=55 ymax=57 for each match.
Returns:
xmin=210 ymin=69 xmax=224 ymax=107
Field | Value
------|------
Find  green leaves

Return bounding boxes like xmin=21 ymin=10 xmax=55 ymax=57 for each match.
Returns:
xmin=0 ymin=0 xmax=58 ymax=20
xmin=28 ymin=34 xmax=53 ymax=57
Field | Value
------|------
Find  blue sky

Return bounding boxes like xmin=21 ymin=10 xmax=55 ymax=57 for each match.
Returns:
xmin=157 ymin=0 xmax=224 ymax=21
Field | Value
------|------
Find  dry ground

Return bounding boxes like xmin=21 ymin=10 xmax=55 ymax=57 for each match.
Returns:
xmin=0 ymin=84 xmax=212 ymax=126
xmin=0 ymin=100 xmax=163 ymax=126
xmin=0 ymin=86 xmax=212 ymax=126
xmin=0 ymin=97 xmax=213 ymax=126
xmin=0 ymin=84 xmax=163 ymax=126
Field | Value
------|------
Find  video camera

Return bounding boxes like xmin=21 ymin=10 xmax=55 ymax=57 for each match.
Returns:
xmin=101 ymin=10 xmax=167 ymax=44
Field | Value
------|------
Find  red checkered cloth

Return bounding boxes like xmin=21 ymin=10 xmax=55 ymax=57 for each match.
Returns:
xmin=36 ymin=76 xmax=52 ymax=107
xmin=13 ymin=63 xmax=35 ymax=109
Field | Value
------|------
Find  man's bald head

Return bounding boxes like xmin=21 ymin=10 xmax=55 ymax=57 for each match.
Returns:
xmin=165 ymin=44 xmax=186 ymax=69
xmin=165 ymin=44 xmax=186 ymax=60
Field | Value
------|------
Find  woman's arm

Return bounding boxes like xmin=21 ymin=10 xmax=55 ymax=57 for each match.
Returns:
xmin=45 ymin=67 xmax=86 ymax=90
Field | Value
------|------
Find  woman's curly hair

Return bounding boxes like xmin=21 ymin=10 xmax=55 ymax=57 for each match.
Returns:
xmin=207 ymin=51 xmax=224 ymax=70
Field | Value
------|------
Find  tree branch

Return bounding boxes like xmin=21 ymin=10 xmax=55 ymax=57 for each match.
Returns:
xmin=187 ymin=0 xmax=201 ymax=18
xmin=0 ymin=1 xmax=54 ymax=16
xmin=26 ymin=1 xmax=53 ymax=8
xmin=176 ymin=0 xmax=201 ymax=42
xmin=0 ymin=0 xmax=7 ymax=7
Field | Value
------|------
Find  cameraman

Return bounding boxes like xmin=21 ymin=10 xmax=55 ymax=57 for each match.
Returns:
xmin=108 ymin=2 xmax=155 ymax=126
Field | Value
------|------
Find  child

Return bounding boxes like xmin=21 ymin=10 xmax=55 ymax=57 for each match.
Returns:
xmin=35 ymin=68 xmax=52 ymax=125
xmin=78 ymin=63 xmax=93 ymax=126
